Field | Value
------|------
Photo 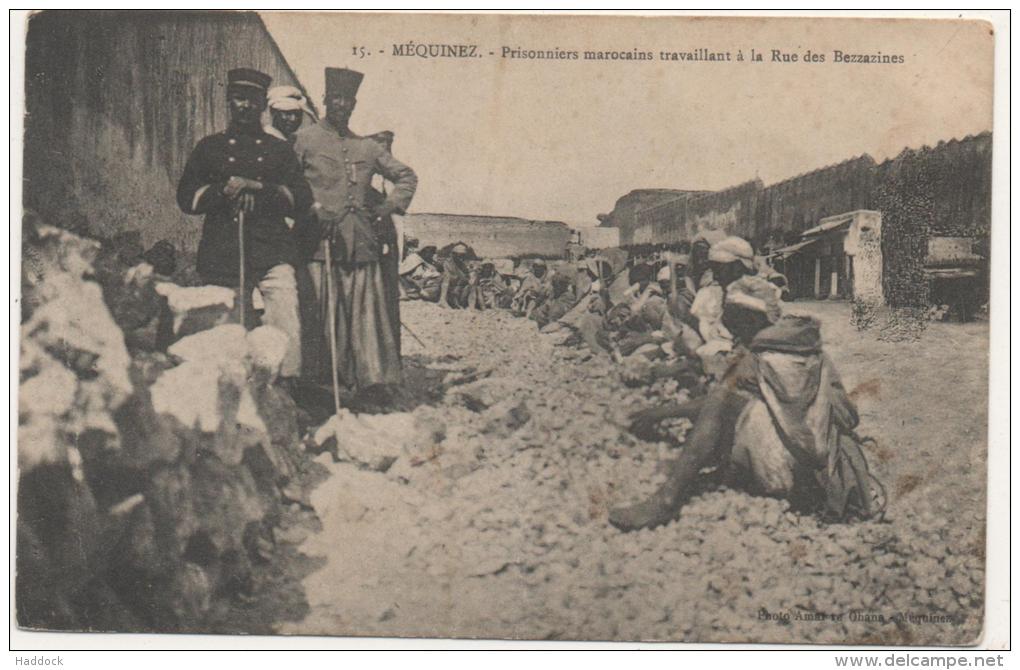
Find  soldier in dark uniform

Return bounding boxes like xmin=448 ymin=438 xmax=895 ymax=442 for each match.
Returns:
xmin=293 ymin=67 xmax=417 ymax=398
xmin=176 ymin=68 xmax=313 ymax=382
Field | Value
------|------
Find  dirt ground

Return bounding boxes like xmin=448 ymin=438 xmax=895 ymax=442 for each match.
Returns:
xmin=278 ymin=299 xmax=989 ymax=644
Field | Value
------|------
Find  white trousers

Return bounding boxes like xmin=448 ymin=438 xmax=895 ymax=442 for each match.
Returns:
xmin=251 ymin=263 xmax=301 ymax=378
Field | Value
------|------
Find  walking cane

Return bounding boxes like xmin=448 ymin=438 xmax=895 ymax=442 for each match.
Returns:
xmin=322 ymin=236 xmax=343 ymax=416
xmin=401 ymin=320 xmax=427 ymax=349
xmin=237 ymin=207 xmax=246 ymax=329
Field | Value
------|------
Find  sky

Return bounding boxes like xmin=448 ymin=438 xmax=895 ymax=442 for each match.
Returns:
xmin=262 ymin=12 xmax=994 ymax=227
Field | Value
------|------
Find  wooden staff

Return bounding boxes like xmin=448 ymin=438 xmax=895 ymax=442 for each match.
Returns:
xmin=322 ymin=238 xmax=342 ymax=416
xmin=238 ymin=208 xmax=246 ymax=329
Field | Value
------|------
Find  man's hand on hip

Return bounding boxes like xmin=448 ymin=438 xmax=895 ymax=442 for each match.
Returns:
xmin=372 ymin=202 xmax=398 ymax=220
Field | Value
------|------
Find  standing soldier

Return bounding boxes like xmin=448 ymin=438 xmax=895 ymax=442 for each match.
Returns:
xmin=176 ymin=68 xmax=313 ymax=387
xmin=294 ymin=67 xmax=417 ymax=403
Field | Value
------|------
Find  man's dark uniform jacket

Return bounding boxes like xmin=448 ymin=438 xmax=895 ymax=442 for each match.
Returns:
xmin=176 ymin=128 xmax=313 ymax=285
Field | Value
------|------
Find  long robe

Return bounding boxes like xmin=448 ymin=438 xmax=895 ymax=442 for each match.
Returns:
xmin=293 ymin=121 xmax=417 ymax=389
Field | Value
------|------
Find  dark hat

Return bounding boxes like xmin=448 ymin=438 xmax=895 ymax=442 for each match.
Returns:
xmin=325 ymin=67 xmax=364 ymax=98
xmin=227 ymin=68 xmax=272 ymax=93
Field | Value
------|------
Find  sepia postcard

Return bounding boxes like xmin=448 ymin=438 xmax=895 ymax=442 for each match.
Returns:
xmin=13 ymin=10 xmax=1003 ymax=648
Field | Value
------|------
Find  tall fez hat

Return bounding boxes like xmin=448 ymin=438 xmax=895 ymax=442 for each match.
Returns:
xmin=227 ymin=68 xmax=272 ymax=93
xmin=325 ymin=67 xmax=364 ymax=98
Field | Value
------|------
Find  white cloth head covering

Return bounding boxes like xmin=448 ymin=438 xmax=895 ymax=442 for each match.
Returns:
xmin=656 ymin=264 xmax=671 ymax=282
xmin=724 ymin=275 xmax=783 ymax=323
xmin=267 ymin=86 xmax=316 ymax=119
xmin=693 ymin=229 xmax=728 ymax=247
xmin=708 ymin=236 xmax=756 ymax=270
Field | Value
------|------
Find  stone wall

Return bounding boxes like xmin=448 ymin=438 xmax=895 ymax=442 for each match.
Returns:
xmin=611 ymin=135 xmax=991 ymax=308
xmin=577 ymin=226 xmax=620 ymax=249
xmin=874 ymin=133 xmax=992 ymax=307
xmin=753 ymin=156 xmax=876 ymax=249
xmin=686 ymin=180 xmax=763 ymax=242
xmin=598 ymin=189 xmax=708 ymax=246
xmin=401 ymin=213 xmax=572 ymax=259
xmin=23 ymin=10 xmax=312 ymax=252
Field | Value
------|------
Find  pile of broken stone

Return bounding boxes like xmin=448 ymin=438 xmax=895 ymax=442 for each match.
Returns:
xmin=17 ymin=217 xmax=314 ymax=632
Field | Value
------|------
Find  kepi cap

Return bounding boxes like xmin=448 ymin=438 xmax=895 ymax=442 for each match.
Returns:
xmin=228 ymin=68 xmax=271 ymax=93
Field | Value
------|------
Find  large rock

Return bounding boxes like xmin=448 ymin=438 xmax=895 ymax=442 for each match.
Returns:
xmin=166 ymin=323 xmax=247 ymax=364
xmin=19 ymin=226 xmax=133 ymax=469
xmin=152 ymin=324 xmax=282 ymax=439
xmin=18 ymin=339 xmax=78 ymax=470
xmin=21 ymin=224 xmax=100 ymax=306
xmin=155 ymin=283 xmax=235 ymax=338
xmin=246 ymin=326 xmax=289 ymax=384
xmin=314 ymin=410 xmax=422 ymax=472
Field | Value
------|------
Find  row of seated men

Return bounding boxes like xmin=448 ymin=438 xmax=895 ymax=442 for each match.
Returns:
xmin=398 ymin=232 xmax=880 ymax=533
xmin=397 ymin=232 xmax=789 ymax=369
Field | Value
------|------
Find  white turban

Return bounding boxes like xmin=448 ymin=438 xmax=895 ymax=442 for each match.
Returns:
xmin=693 ymin=229 xmax=727 ymax=247
xmin=724 ymin=275 xmax=783 ymax=323
xmin=708 ymin=236 xmax=756 ymax=270
xmin=267 ymin=86 xmax=316 ymax=119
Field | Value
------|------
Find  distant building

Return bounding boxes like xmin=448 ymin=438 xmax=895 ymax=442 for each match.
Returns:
xmin=577 ymin=226 xmax=620 ymax=250
xmin=770 ymin=210 xmax=883 ymax=303
xmin=636 ymin=180 xmax=763 ymax=245
xmin=601 ymin=134 xmax=991 ymax=310
xmin=596 ymin=189 xmax=708 ymax=245
xmin=401 ymin=213 xmax=572 ymax=259
xmin=23 ymin=10 xmax=314 ymax=252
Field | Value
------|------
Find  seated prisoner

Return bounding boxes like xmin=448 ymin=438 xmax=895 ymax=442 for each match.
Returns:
xmin=609 ymin=275 xmax=865 ymax=532
xmin=530 ymin=274 xmax=577 ymax=329
xmin=511 ymin=259 xmax=552 ymax=317
xmin=437 ymin=243 xmax=473 ymax=308
xmin=399 ymin=244 xmax=442 ymax=301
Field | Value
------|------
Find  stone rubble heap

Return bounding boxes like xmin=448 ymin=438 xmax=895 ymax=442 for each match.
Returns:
xmin=291 ymin=303 xmax=985 ymax=645
xmin=17 ymin=221 xmax=313 ymax=632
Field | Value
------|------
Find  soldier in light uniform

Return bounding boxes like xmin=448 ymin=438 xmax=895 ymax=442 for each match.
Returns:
xmin=293 ymin=67 xmax=417 ymax=398
xmin=176 ymin=68 xmax=313 ymax=384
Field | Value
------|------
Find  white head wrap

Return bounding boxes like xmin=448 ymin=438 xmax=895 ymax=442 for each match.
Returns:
xmin=267 ymin=86 xmax=316 ymax=119
xmin=708 ymin=236 xmax=756 ymax=271
xmin=724 ymin=275 xmax=783 ymax=323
